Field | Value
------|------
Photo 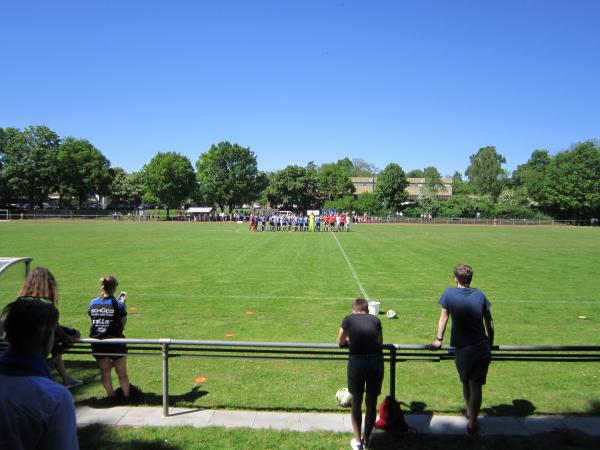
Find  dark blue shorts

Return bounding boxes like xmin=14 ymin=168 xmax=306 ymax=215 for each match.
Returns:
xmin=455 ymin=342 xmax=491 ymax=385
xmin=348 ymin=354 xmax=384 ymax=397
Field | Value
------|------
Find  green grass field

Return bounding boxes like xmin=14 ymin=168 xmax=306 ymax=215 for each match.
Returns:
xmin=1 ymin=221 xmax=599 ymax=415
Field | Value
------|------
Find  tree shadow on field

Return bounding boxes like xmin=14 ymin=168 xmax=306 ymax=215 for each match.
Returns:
xmin=482 ymin=398 xmax=536 ymax=416
xmin=78 ymin=424 xmax=181 ymax=450
xmin=78 ymin=386 xmax=209 ymax=409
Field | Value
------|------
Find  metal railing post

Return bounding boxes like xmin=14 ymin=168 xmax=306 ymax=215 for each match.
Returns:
xmin=160 ymin=339 xmax=171 ymax=417
xmin=389 ymin=345 xmax=396 ymax=400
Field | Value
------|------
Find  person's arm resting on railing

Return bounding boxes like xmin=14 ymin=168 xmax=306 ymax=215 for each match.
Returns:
xmin=430 ymin=308 xmax=449 ymax=350
xmin=336 ymin=327 xmax=349 ymax=347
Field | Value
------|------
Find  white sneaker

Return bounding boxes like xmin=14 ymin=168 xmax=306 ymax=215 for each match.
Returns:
xmin=350 ymin=438 xmax=363 ymax=450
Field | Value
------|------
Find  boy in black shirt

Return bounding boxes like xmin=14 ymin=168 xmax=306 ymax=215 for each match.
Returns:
xmin=337 ymin=298 xmax=383 ymax=450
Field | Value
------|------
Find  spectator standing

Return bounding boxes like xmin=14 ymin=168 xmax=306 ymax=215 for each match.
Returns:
xmin=337 ymin=298 xmax=384 ymax=450
xmin=430 ymin=264 xmax=494 ymax=434
xmin=0 ymin=298 xmax=79 ymax=450
xmin=89 ymin=275 xmax=134 ymax=400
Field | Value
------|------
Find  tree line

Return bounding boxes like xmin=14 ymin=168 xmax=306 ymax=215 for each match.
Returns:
xmin=1 ymin=125 xmax=598 ymax=220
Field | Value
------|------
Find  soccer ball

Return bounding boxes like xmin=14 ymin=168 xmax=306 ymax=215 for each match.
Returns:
xmin=336 ymin=387 xmax=352 ymax=407
xmin=386 ymin=309 xmax=397 ymax=319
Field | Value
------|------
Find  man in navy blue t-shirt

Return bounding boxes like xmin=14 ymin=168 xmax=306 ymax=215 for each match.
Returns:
xmin=337 ymin=298 xmax=383 ymax=450
xmin=430 ymin=264 xmax=494 ymax=435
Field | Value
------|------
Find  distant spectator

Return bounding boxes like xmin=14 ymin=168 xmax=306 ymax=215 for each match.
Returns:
xmin=337 ymin=298 xmax=384 ymax=450
xmin=18 ymin=267 xmax=83 ymax=388
xmin=430 ymin=264 xmax=494 ymax=435
xmin=0 ymin=298 xmax=79 ymax=450
xmin=89 ymin=275 xmax=137 ymax=400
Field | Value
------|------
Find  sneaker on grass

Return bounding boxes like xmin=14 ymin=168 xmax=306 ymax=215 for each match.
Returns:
xmin=350 ymin=438 xmax=363 ymax=450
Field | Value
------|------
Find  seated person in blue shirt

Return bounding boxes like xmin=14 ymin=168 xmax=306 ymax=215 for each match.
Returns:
xmin=0 ymin=298 xmax=79 ymax=450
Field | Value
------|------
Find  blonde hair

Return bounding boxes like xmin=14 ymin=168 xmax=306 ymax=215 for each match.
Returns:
xmin=100 ymin=275 xmax=118 ymax=297
xmin=19 ymin=267 xmax=59 ymax=304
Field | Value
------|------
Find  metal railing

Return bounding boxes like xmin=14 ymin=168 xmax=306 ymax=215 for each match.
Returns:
xmin=2 ymin=338 xmax=600 ymax=417
xmin=68 ymin=339 xmax=600 ymax=416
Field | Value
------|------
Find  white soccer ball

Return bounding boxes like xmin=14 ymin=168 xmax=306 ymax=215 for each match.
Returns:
xmin=386 ymin=309 xmax=397 ymax=319
xmin=336 ymin=387 xmax=352 ymax=407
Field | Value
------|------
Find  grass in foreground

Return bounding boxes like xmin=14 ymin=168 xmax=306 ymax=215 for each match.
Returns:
xmin=78 ymin=425 xmax=600 ymax=450
xmin=1 ymin=221 xmax=599 ymax=414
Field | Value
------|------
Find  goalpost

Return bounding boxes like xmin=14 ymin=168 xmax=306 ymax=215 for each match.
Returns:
xmin=0 ymin=210 xmax=9 ymax=222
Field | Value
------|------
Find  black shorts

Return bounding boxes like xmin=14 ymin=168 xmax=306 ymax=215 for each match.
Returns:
xmin=455 ymin=342 xmax=491 ymax=385
xmin=92 ymin=342 xmax=128 ymax=361
xmin=348 ymin=354 xmax=384 ymax=397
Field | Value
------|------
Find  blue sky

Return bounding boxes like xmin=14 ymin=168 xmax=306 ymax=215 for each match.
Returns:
xmin=1 ymin=0 xmax=599 ymax=176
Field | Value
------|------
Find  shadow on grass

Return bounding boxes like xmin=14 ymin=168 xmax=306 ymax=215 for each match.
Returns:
xmin=78 ymin=424 xmax=181 ymax=450
xmin=78 ymin=386 xmax=210 ymax=408
xmin=368 ymin=431 xmax=600 ymax=450
xmin=587 ymin=400 xmax=600 ymax=414
xmin=482 ymin=399 xmax=536 ymax=416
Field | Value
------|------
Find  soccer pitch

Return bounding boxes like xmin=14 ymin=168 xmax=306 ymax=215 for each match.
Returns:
xmin=1 ymin=221 xmax=599 ymax=414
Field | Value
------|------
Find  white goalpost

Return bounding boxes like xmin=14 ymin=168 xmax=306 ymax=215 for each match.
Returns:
xmin=0 ymin=210 xmax=9 ymax=222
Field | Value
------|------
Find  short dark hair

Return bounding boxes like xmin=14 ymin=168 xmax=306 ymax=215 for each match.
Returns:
xmin=352 ymin=298 xmax=369 ymax=312
xmin=1 ymin=298 xmax=58 ymax=353
xmin=454 ymin=264 xmax=473 ymax=286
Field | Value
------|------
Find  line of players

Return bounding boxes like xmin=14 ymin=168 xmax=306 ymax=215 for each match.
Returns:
xmin=249 ymin=212 xmax=350 ymax=232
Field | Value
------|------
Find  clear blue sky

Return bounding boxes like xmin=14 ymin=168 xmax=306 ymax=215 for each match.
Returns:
xmin=1 ymin=0 xmax=599 ymax=176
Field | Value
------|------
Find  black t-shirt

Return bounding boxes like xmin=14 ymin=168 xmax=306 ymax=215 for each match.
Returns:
xmin=341 ymin=313 xmax=382 ymax=355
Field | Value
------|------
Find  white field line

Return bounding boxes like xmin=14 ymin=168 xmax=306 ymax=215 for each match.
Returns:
xmin=332 ymin=232 xmax=370 ymax=300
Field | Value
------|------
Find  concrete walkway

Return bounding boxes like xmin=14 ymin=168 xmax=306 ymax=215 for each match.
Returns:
xmin=75 ymin=406 xmax=600 ymax=437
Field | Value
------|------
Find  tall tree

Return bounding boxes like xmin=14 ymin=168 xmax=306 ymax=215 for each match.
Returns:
xmin=196 ymin=141 xmax=259 ymax=212
xmin=512 ymin=149 xmax=551 ymax=202
xmin=1 ymin=126 xmax=60 ymax=206
xmin=317 ymin=159 xmax=355 ymax=201
xmin=109 ymin=168 xmax=145 ymax=207
xmin=54 ymin=137 xmax=112 ymax=208
xmin=351 ymin=158 xmax=378 ymax=176
xmin=451 ymin=170 xmax=470 ymax=195
xmin=265 ymin=164 xmax=318 ymax=210
xmin=374 ymin=163 xmax=409 ymax=212
xmin=406 ymin=169 xmax=424 ymax=178
xmin=143 ymin=152 xmax=197 ymax=219
xmin=538 ymin=141 xmax=600 ymax=219
xmin=423 ymin=166 xmax=443 ymax=191
xmin=465 ymin=146 xmax=508 ymax=198
xmin=0 ymin=128 xmax=9 ymax=201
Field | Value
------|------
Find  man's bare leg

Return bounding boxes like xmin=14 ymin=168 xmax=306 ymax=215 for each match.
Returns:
xmin=350 ymin=391 xmax=364 ymax=443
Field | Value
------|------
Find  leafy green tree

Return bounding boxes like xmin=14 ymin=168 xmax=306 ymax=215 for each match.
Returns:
xmin=374 ymin=163 xmax=409 ymax=212
xmin=143 ymin=152 xmax=197 ymax=219
xmin=465 ymin=146 xmax=508 ymax=198
xmin=265 ymin=164 xmax=318 ymax=210
xmin=452 ymin=171 xmax=470 ymax=195
xmin=538 ymin=141 xmax=600 ymax=219
xmin=54 ymin=137 xmax=112 ymax=208
xmin=0 ymin=128 xmax=9 ymax=201
xmin=406 ymin=169 xmax=424 ymax=178
xmin=1 ymin=126 xmax=60 ymax=206
xmin=109 ymin=168 xmax=145 ymax=207
xmin=350 ymin=158 xmax=378 ymax=176
xmin=317 ymin=159 xmax=355 ymax=201
xmin=423 ymin=166 xmax=443 ymax=191
xmin=196 ymin=141 xmax=260 ymax=212
xmin=512 ymin=149 xmax=551 ymax=203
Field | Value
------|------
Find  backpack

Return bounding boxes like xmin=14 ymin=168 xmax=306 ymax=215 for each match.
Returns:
xmin=375 ymin=395 xmax=414 ymax=432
